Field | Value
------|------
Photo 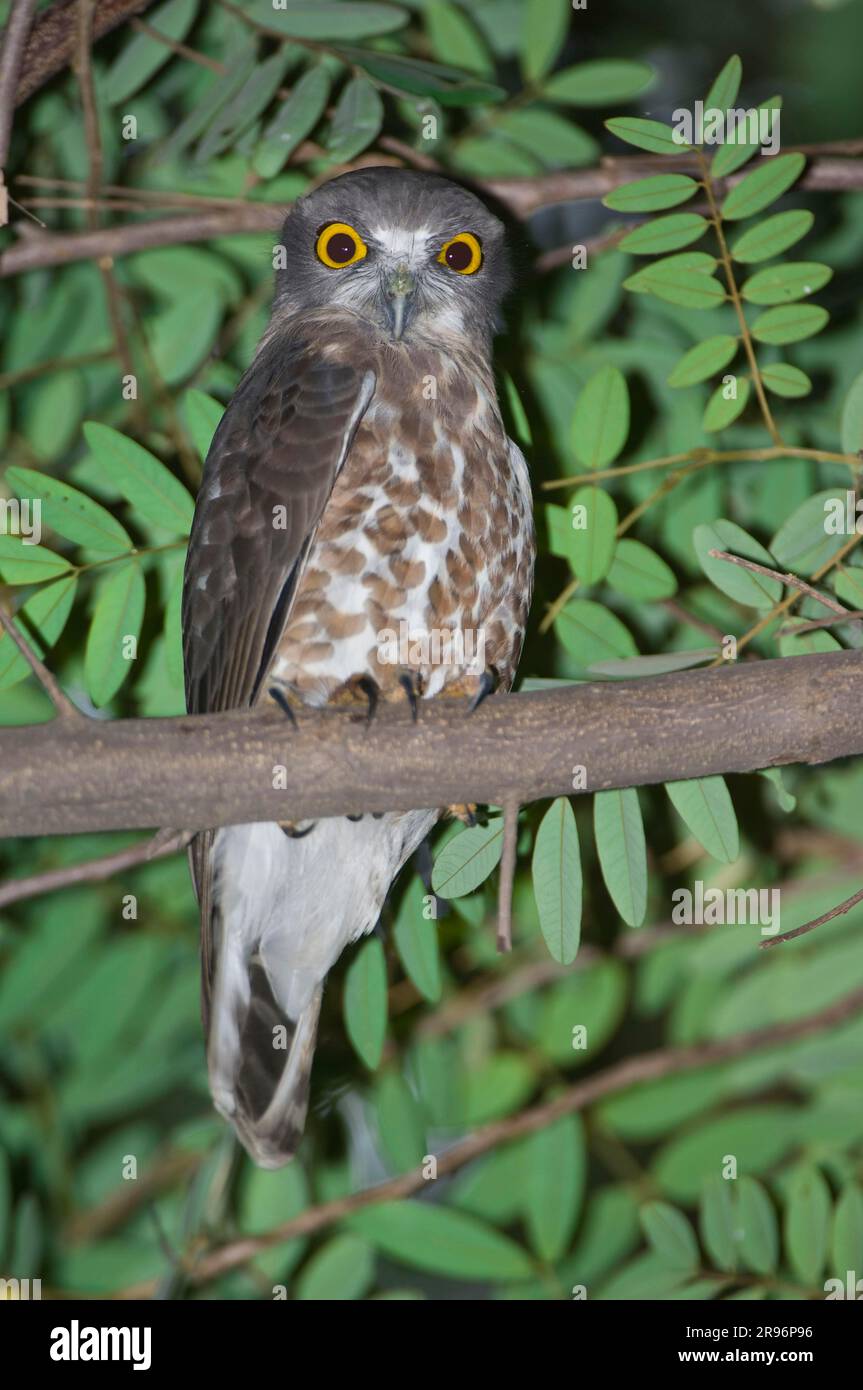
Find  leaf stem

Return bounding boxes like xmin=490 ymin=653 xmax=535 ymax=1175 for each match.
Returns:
xmin=696 ymin=149 xmax=781 ymax=444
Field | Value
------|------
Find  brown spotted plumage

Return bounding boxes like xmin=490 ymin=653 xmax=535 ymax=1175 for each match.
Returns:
xmin=182 ymin=169 xmax=534 ymax=1167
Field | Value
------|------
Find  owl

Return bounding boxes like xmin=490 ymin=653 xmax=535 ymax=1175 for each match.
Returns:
xmin=182 ymin=168 xmax=535 ymax=1167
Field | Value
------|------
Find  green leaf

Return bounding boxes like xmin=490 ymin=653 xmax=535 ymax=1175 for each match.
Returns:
xmin=571 ymin=366 xmax=629 ymax=470
xmin=831 ymin=1186 xmax=863 ymax=1279
xmin=721 ymin=152 xmax=805 ymax=221
xmin=711 ymin=97 xmax=782 ymax=178
xmin=158 ymin=42 xmax=257 ymax=162
xmin=741 ymin=261 xmax=832 ymax=306
xmin=618 ymin=214 xmax=708 ymax=255
xmin=494 ymin=109 xmax=597 ymax=169
xmin=735 ymin=1177 xmax=779 ymax=1275
xmin=148 ymin=291 xmax=225 ymax=386
xmin=268 ymin=3 xmax=408 ymax=40
xmin=667 ymin=335 xmax=739 ymax=387
xmin=532 ymin=797 xmax=582 ymax=964
xmin=326 ymin=75 xmax=384 ymax=161
xmin=254 ymin=66 xmax=331 ymax=178
xmin=431 ymin=820 xmax=504 ymax=898
xmin=555 ymin=599 xmax=636 ymax=669
xmin=521 ymin=0 xmax=569 ymax=81
xmin=565 ymin=485 xmax=618 ymax=583
xmin=703 ymin=54 xmax=742 ymax=113
xmin=84 ymin=561 xmax=146 ymax=707
xmin=760 ymin=363 xmax=812 ymax=398
xmin=196 ymin=49 xmax=296 ymax=162
xmin=785 ymin=1165 xmax=831 ymax=1286
xmin=335 ymin=47 xmax=505 ymax=106
xmin=0 ymin=536 xmax=71 ymax=585
xmin=604 ymin=175 xmax=699 ymax=213
xmin=730 ymin=209 xmax=814 ymax=264
xmin=594 ymin=788 xmax=647 ymax=927
xmin=375 ymin=1069 xmax=426 ymax=1172
xmin=0 ymin=577 xmax=78 ymax=690
xmin=589 ymin=651 xmax=715 ymax=679
xmin=104 ymin=0 xmax=199 ymax=105
xmin=605 ymin=117 xmax=688 ymax=155
xmin=770 ymin=489 xmax=848 ymax=576
xmin=83 ymin=424 xmax=194 ymax=535
xmin=393 ymin=876 xmax=442 ymax=1003
xmin=463 ymin=1054 xmax=534 ymax=1127
xmin=665 ymin=776 xmax=739 ymax=863
xmin=606 ymin=539 xmax=677 ymax=600
xmin=840 ymin=367 xmax=863 ymax=455
xmin=640 ymin=1201 xmax=699 ymax=1273
xmin=182 ymin=389 xmax=225 ymax=459
xmin=524 ymin=1115 xmax=585 ymax=1261
xmin=700 ymin=1176 xmax=737 ymax=1273
xmin=625 ymin=252 xmax=724 ymax=310
xmin=543 ymin=60 xmax=653 ymax=106
xmin=343 ymin=936 xmax=387 ymax=1069
xmin=346 ymin=1201 xmax=533 ymax=1281
xmin=693 ymin=518 xmax=782 ymax=607
xmin=751 ymin=303 xmax=829 ymax=345
xmin=702 ymin=376 xmax=750 ymax=431
xmin=426 ymin=1 xmax=492 ymax=77
xmin=296 ymin=1234 xmax=374 ymax=1300
xmin=6 ymin=467 xmax=132 ymax=555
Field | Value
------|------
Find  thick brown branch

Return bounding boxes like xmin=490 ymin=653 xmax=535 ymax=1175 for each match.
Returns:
xmin=115 ymin=981 xmax=863 ymax=1297
xmin=0 ymin=0 xmax=39 ymax=172
xmin=0 ymin=650 xmax=860 ymax=839
xmin=14 ymin=0 xmax=157 ymax=106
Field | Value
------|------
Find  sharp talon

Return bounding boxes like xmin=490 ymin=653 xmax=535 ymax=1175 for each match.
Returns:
xmin=269 ymin=686 xmax=297 ymax=727
xmin=469 ymin=667 xmax=499 ymax=714
xmin=280 ymin=821 xmax=316 ymax=839
xmin=356 ymin=675 xmax=379 ymax=724
xmin=447 ymin=803 xmax=477 ymax=827
xmin=346 ymin=813 xmax=364 ymax=822
xmin=399 ymin=672 xmax=419 ymax=722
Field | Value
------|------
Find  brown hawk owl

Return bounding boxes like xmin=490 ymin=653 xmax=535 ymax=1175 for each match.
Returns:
xmin=182 ymin=168 xmax=534 ymax=1167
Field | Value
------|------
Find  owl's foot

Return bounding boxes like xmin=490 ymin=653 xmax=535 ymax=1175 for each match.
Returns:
xmin=447 ymin=803 xmax=478 ymax=827
xmin=436 ymin=666 xmax=500 ymax=712
xmin=268 ymin=684 xmax=299 ymax=727
xmin=329 ymin=673 xmax=380 ymax=723
xmin=398 ymin=668 xmax=423 ymax=722
xmin=469 ymin=665 xmax=500 ymax=713
xmin=279 ymin=819 xmax=316 ymax=839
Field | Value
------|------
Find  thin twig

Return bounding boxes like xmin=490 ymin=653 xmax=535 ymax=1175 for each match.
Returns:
xmin=0 ymin=828 xmax=190 ymax=910
xmin=73 ymin=0 xmax=137 ymax=394
xmin=761 ymin=885 xmax=863 ymax=950
xmin=496 ymin=797 xmax=520 ymax=953
xmin=708 ymin=549 xmax=857 ymax=619
xmin=0 ymin=604 xmax=80 ymax=719
xmin=111 ymin=982 xmax=863 ymax=1297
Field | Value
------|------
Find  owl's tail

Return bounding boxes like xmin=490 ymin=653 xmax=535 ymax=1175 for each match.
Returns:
xmin=207 ymin=936 xmax=323 ymax=1170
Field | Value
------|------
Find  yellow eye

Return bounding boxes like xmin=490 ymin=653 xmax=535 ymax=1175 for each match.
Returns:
xmin=315 ymin=222 xmax=368 ymax=269
xmin=438 ymin=232 xmax=482 ymax=275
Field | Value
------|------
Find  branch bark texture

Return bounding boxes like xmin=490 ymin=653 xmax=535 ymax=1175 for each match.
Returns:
xmin=1 ymin=650 xmax=860 ymax=838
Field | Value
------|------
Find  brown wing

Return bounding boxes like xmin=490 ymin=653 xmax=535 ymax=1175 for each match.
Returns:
xmin=182 ymin=338 xmax=375 ymax=1019
xmin=183 ymin=339 xmax=375 ymax=717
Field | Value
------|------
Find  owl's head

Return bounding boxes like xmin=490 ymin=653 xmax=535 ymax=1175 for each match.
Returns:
xmin=273 ymin=167 xmax=511 ymax=348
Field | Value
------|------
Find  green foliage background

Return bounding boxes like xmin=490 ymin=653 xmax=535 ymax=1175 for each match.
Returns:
xmin=1 ymin=0 xmax=863 ymax=1301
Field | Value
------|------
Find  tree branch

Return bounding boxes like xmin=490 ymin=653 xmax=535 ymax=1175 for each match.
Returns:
xmin=0 ymin=0 xmax=39 ymax=173
xmin=13 ymin=0 xmax=157 ymax=107
xmin=4 ymin=147 xmax=863 ymax=279
xmin=114 ymin=980 xmax=863 ymax=1297
xmin=0 ymin=650 xmax=860 ymax=839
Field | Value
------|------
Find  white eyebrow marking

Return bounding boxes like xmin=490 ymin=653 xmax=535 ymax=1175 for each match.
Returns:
xmin=368 ymin=226 xmax=436 ymax=260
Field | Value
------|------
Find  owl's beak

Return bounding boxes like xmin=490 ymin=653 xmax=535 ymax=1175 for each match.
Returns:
xmin=383 ymin=263 xmax=416 ymax=341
